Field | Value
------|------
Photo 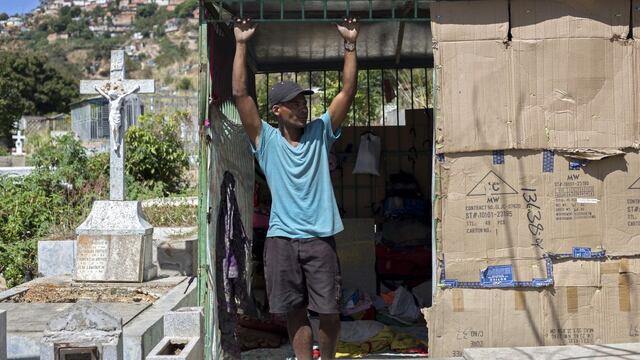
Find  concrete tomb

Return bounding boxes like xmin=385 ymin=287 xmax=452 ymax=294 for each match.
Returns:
xmin=146 ymin=307 xmax=203 ymax=360
xmin=40 ymin=300 xmax=123 ymax=360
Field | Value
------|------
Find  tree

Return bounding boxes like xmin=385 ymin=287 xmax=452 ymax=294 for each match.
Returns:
xmin=69 ymin=5 xmax=82 ymax=18
xmin=90 ymin=6 xmax=106 ymax=20
xmin=137 ymin=3 xmax=158 ymax=18
xmin=125 ymin=112 xmax=189 ymax=196
xmin=0 ymin=51 xmax=78 ymax=141
xmin=59 ymin=6 xmax=71 ymax=17
xmin=174 ymin=0 xmax=197 ymax=18
xmin=176 ymin=77 xmax=192 ymax=91
xmin=0 ymin=71 xmax=23 ymax=141
xmin=0 ymin=13 xmax=9 ymax=21
xmin=51 ymin=15 xmax=70 ymax=33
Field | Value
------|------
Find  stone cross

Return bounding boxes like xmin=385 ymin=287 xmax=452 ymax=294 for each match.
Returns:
xmin=79 ymin=50 xmax=154 ymax=201
xmin=11 ymin=130 xmax=25 ymax=155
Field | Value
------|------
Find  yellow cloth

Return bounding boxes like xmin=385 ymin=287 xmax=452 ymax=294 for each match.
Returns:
xmin=335 ymin=326 xmax=424 ymax=358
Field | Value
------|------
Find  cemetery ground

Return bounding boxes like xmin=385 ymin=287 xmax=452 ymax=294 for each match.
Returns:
xmin=0 ymin=110 xmax=199 ymax=359
xmin=0 ymin=110 xmax=197 ymax=290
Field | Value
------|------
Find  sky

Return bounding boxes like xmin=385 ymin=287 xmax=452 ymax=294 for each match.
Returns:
xmin=0 ymin=0 xmax=40 ymax=15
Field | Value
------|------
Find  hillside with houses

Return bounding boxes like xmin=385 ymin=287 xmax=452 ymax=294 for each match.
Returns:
xmin=0 ymin=0 xmax=199 ymax=90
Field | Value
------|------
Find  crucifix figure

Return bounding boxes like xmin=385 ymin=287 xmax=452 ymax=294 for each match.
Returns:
xmin=80 ymin=50 xmax=155 ymax=201
xmin=94 ymin=83 xmax=140 ymax=153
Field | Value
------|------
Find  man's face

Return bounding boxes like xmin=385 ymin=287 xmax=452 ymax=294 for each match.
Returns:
xmin=273 ymin=94 xmax=308 ymax=128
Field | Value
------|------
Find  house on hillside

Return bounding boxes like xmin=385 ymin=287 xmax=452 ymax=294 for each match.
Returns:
xmin=5 ymin=17 xmax=24 ymax=28
xmin=47 ymin=33 xmax=70 ymax=43
xmin=164 ymin=18 xmax=179 ymax=33
xmin=113 ymin=12 xmax=135 ymax=27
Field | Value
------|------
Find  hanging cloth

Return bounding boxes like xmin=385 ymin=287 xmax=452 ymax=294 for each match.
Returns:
xmin=216 ymin=171 xmax=255 ymax=359
xmin=353 ymin=132 xmax=381 ymax=176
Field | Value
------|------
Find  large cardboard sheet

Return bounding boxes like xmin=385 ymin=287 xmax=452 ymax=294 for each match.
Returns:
xmin=431 ymin=0 xmax=635 ymax=154
xmin=430 ymin=0 xmax=509 ymax=43
xmin=427 ymin=288 xmax=544 ymax=358
xmin=510 ymin=0 xmax=630 ymax=40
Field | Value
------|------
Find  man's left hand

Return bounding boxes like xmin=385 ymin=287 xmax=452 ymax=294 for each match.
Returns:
xmin=337 ymin=17 xmax=360 ymax=43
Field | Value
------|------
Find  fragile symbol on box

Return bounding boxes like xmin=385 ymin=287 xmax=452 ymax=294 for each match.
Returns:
xmin=467 ymin=171 xmax=518 ymax=197
xmin=629 ymin=177 xmax=640 ymax=190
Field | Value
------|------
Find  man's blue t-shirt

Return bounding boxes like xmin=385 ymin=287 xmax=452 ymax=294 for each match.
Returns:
xmin=252 ymin=112 xmax=344 ymax=239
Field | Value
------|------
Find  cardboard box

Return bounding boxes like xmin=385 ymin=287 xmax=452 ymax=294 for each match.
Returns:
xmin=542 ymin=286 xmax=603 ymax=346
xmin=511 ymin=39 xmax=634 ymax=152
xmin=600 ymin=258 xmax=640 ymax=343
xmin=437 ymin=151 xmax=617 ymax=260
xmin=427 ymin=258 xmax=639 ymax=355
xmin=427 ymin=288 xmax=544 ymax=358
xmin=604 ymin=152 xmax=640 ymax=257
xmin=430 ymin=0 xmax=508 ymax=43
xmin=552 ymin=259 xmax=600 ymax=287
xmin=431 ymin=0 xmax=635 ymax=154
xmin=511 ymin=0 xmax=630 ymax=40
xmin=440 ymin=257 xmax=549 ymax=286
xmin=434 ymin=40 xmax=511 ymax=153
xmin=437 ymin=150 xmax=640 ymax=259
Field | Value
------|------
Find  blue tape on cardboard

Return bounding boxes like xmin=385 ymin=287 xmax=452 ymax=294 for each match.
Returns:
xmin=493 ymin=150 xmax=505 ymax=165
xmin=547 ymin=249 xmax=606 ymax=260
xmin=480 ymin=265 xmax=514 ymax=287
xmin=442 ymin=279 xmax=459 ymax=288
xmin=572 ymin=247 xmax=593 ymax=258
xmin=569 ymin=159 xmax=586 ymax=170
xmin=531 ymin=278 xmax=554 ymax=287
xmin=439 ymin=256 xmax=554 ymax=289
xmin=543 ymin=150 xmax=554 ymax=173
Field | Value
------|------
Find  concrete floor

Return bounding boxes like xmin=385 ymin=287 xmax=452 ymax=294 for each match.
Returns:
xmin=462 ymin=343 xmax=640 ymax=360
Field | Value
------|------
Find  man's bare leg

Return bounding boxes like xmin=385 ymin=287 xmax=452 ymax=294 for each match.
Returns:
xmin=288 ymin=308 xmax=313 ymax=360
xmin=318 ymin=313 xmax=341 ymax=360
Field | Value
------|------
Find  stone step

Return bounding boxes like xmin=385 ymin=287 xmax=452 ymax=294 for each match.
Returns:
xmin=463 ymin=343 xmax=640 ymax=360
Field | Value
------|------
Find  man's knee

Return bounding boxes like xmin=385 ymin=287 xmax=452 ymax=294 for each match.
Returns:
xmin=318 ymin=313 xmax=340 ymax=327
xmin=287 ymin=307 xmax=310 ymax=324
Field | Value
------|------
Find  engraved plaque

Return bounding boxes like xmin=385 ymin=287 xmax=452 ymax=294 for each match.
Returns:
xmin=76 ymin=238 xmax=110 ymax=279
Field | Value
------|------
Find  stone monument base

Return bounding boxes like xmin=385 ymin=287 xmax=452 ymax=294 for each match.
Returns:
xmin=74 ymin=201 xmax=157 ymax=282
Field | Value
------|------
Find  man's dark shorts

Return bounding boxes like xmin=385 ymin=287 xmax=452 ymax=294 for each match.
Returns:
xmin=264 ymin=236 xmax=342 ymax=314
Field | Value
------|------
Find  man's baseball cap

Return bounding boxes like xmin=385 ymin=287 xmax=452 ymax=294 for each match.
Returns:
xmin=268 ymin=81 xmax=314 ymax=108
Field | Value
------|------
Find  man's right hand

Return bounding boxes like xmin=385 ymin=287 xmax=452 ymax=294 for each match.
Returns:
xmin=234 ymin=18 xmax=256 ymax=43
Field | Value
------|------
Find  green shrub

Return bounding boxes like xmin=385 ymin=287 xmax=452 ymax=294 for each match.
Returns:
xmin=176 ymin=77 xmax=192 ymax=91
xmin=0 ymin=112 xmax=191 ymax=287
xmin=0 ymin=134 xmax=108 ymax=287
xmin=125 ymin=112 xmax=189 ymax=197
xmin=144 ymin=204 xmax=197 ymax=227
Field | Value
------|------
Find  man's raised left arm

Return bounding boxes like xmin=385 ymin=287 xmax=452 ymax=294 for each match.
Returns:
xmin=328 ymin=17 xmax=360 ymax=132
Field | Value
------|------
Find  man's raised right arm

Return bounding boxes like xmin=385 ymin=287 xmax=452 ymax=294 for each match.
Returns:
xmin=232 ymin=18 xmax=260 ymax=146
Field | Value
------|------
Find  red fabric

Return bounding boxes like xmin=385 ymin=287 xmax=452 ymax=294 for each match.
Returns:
xmin=375 ymin=244 xmax=430 ymax=276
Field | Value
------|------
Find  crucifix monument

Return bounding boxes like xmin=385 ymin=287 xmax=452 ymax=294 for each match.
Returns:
xmin=74 ymin=50 xmax=157 ymax=282
xmin=11 ymin=130 xmax=25 ymax=156
xmin=80 ymin=50 xmax=154 ymax=201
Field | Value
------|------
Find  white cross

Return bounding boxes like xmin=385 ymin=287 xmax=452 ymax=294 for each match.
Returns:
xmin=12 ymin=130 xmax=25 ymax=155
xmin=79 ymin=50 xmax=155 ymax=201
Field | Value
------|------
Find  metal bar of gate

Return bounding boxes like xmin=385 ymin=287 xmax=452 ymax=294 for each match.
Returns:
xmin=207 ymin=0 xmax=432 ymax=23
